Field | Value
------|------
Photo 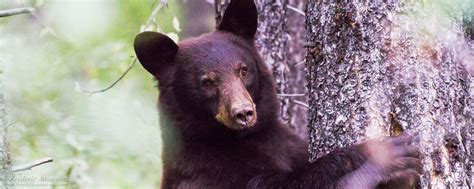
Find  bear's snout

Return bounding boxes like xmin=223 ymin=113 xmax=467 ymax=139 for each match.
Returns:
xmin=231 ymin=103 xmax=256 ymax=128
xmin=215 ymin=78 xmax=257 ymax=130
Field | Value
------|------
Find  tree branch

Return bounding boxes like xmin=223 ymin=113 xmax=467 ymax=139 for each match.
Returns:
xmin=0 ymin=7 xmax=35 ymax=18
xmin=293 ymin=100 xmax=309 ymax=109
xmin=294 ymin=59 xmax=306 ymax=67
xmin=287 ymin=5 xmax=304 ymax=16
xmin=277 ymin=93 xmax=306 ymax=97
xmin=12 ymin=157 xmax=53 ymax=172
xmin=76 ymin=58 xmax=137 ymax=93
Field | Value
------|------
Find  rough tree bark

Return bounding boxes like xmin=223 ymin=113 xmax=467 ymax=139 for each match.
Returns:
xmin=0 ymin=9 xmax=13 ymax=187
xmin=306 ymin=1 xmax=472 ymax=188
xmin=0 ymin=68 xmax=12 ymax=188
xmin=216 ymin=0 xmax=308 ymax=137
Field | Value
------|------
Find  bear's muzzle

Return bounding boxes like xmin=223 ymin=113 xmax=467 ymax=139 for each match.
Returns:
xmin=215 ymin=78 xmax=257 ymax=129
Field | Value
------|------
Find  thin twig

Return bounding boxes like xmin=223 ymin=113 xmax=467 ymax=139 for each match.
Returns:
xmin=12 ymin=157 xmax=53 ymax=172
xmin=287 ymin=5 xmax=304 ymax=16
xmin=293 ymin=100 xmax=309 ymax=109
xmin=294 ymin=59 xmax=306 ymax=67
xmin=278 ymin=93 xmax=306 ymax=97
xmin=143 ymin=2 xmax=167 ymax=32
xmin=77 ymin=1 xmax=166 ymax=94
xmin=76 ymin=58 xmax=137 ymax=93
xmin=0 ymin=7 xmax=35 ymax=18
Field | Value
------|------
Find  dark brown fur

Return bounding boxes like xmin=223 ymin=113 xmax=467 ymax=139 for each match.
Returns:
xmin=133 ymin=1 xmax=422 ymax=188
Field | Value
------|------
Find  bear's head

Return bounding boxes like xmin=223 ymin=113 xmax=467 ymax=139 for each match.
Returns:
xmin=134 ymin=0 xmax=275 ymax=130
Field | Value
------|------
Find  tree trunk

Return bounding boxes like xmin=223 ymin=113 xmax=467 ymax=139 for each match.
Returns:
xmin=0 ymin=70 xmax=12 ymax=187
xmin=306 ymin=1 xmax=472 ymax=188
xmin=284 ymin=0 xmax=308 ymax=137
xmin=464 ymin=6 xmax=473 ymax=40
xmin=216 ymin=0 xmax=308 ymax=137
xmin=182 ymin=1 xmax=214 ymax=39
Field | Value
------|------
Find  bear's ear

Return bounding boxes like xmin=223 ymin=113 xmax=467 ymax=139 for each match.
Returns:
xmin=134 ymin=31 xmax=178 ymax=77
xmin=217 ymin=0 xmax=258 ymax=40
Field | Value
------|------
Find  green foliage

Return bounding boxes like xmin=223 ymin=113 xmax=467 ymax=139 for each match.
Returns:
xmin=0 ymin=0 xmax=183 ymax=188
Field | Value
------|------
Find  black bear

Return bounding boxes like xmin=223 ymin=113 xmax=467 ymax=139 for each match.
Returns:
xmin=133 ymin=0 xmax=422 ymax=188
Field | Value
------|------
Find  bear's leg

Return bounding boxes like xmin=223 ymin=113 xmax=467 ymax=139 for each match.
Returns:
xmin=248 ymin=135 xmax=421 ymax=189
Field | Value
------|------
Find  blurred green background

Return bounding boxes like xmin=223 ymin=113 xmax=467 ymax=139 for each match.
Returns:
xmin=0 ymin=0 xmax=213 ymax=188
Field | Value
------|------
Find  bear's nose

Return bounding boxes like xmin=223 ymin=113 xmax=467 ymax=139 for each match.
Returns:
xmin=231 ymin=105 xmax=255 ymax=126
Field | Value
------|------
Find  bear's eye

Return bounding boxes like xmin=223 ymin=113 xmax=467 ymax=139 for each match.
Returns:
xmin=240 ymin=66 xmax=249 ymax=77
xmin=200 ymin=78 xmax=213 ymax=88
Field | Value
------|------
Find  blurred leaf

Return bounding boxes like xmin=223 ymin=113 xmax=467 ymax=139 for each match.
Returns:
xmin=39 ymin=27 xmax=56 ymax=38
xmin=173 ymin=16 xmax=181 ymax=32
